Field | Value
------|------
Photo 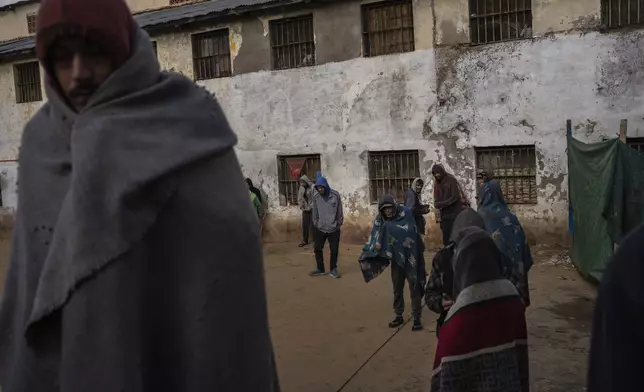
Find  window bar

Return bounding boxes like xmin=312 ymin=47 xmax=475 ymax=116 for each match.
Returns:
xmin=619 ymin=0 xmax=622 ymax=25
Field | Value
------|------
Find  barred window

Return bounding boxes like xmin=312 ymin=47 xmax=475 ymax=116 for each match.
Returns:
xmin=627 ymin=137 xmax=644 ymax=153
xmin=603 ymin=0 xmax=644 ymax=28
xmin=278 ymin=154 xmax=321 ymax=206
xmin=469 ymin=0 xmax=532 ymax=45
xmin=362 ymin=0 xmax=415 ymax=57
xmin=14 ymin=62 xmax=42 ymax=104
xmin=27 ymin=13 xmax=36 ymax=34
xmin=368 ymin=150 xmax=420 ymax=203
xmin=475 ymin=145 xmax=537 ymax=204
xmin=270 ymin=15 xmax=315 ymax=70
xmin=192 ymin=29 xmax=231 ymax=81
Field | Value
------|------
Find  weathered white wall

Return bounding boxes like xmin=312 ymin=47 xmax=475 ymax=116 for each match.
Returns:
xmin=0 ymin=2 xmax=39 ymax=42
xmin=2 ymin=0 xmax=644 ymax=244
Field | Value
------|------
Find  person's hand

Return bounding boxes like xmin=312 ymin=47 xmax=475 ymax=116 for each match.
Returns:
xmin=442 ymin=299 xmax=454 ymax=311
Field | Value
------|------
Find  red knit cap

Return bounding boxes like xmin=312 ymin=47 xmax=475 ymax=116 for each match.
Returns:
xmin=36 ymin=0 xmax=135 ymax=68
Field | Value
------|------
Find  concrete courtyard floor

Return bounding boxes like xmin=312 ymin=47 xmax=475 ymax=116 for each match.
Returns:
xmin=265 ymin=242 xmax=595 ymax=392
xmin=0 ymin=234 xmax=596 ymax=392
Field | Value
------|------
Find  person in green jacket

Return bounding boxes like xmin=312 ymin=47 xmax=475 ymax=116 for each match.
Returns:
xmin=250 ymin=190 xmax=263 ymax=219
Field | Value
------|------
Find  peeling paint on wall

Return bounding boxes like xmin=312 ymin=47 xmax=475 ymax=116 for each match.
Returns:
xmin=229 ymin=23 xmax=243 ymax=65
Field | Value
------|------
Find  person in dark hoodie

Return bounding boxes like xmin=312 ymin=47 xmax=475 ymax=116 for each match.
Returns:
xmin=0 ymin=1 xmax=279 ymax=391
xmin=432 ymin=164 xmax=466 ymax=246
xmin=297 ymin=174 xmax=314 ymax=247
xmin=311 ymin=175 xmax=343 ymax=279
xmin=588 ymin=223 xmax=644 ymax=392
xmin=359 ymin=194 xmax=426 ymax=331
xmin=404 ymin=177 xmax=430 ymax=235
xmin=246 ymin=177 xmax=263 ymax=204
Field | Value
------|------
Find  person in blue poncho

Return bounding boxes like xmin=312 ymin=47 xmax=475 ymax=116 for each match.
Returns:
xmin=359 ymin=194 xmax=426 ymax=331
xmin=311 ymin=174 xmax=344 ymax=279
xmin=477 ymin=173 xmax=533 ymax=307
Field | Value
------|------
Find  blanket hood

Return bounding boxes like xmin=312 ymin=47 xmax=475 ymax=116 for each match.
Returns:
xmin=27 ymin=27 xmax=237 ymax=331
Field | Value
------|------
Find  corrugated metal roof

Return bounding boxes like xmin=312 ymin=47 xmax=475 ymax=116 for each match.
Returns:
xmin=0 ymin=0 xmax=289 ymax=60
xmin=0 ymin=36 xmax=35 ymax=57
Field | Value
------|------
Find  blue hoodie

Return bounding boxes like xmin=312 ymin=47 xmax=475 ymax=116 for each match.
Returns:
xmin=312 ymin=176 xmax=343 ymax=233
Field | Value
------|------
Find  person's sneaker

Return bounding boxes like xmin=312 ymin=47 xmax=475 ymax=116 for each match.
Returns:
xmin=388 ymin=316 xmax=404 ymax=328
xmin=309 ymin=269 xmax=326 ymax=277
xmin=330 ymin=268 xmax=340 ymax=279
xmin=412 ymin=319 xmax=423 ymax=331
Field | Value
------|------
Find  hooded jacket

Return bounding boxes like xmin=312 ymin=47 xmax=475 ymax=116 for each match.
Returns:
xmin=432 ymin=164 xmax=465 ymax=219
xmin=405 ymin=177 xmax=426 ymax=234
xmin=312 ymin=176 xmax=343 ymax=233
xmin=297 ymin=175 xmax=314 ymax=212
xmin=0 ymin=20 xmax=279 ymax=392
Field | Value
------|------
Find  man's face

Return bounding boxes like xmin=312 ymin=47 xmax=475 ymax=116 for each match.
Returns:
xmin=50 ymin=36 xmax=114 ymax=112
xmin=433 ymin=172 xmax=442 ymax=182
xmin=382 ymin=206 xmax=394 ymax=219
xmin=316 ymin=186 xmax=326 ymax=195
xmin=415 ymin=181 xmax=424 ymax=193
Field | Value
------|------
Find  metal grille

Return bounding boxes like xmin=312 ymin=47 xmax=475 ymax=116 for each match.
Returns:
xmin=627 ymin=137 xmax=644 ymax=153
xmin=270 ymin=15 xmax=316 ymax=70
xmin=603 ymin=0 xmax=644 ymax=27
xmin=475 ymin=145 xmax=537 ymax=204
xmin=469 ymin=0 xmax=532 ymax=45
xmin=26 ymin=13 xmax=36 ymax=34
xmin=368 ymin=150 xmax=420 ymax=204
xmin=192 ymin=30 xmax=231 ymax=81
xmin=14 ymin=62 xmax=42 ymax=104
xmin=278 ymin=154 xmax=321 ymax=206
xmin=362 ymin=0 xmax=415 ymax=57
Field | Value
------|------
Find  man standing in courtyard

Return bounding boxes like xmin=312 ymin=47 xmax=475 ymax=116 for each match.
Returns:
xmin=0 ymin=0 xmax=279 ymax=391
xmin=432 ymin=164 xmax=466 ymax=246
xmin=310 ymin=175 xmax=343 ymax=279
xmin=405 ymin=177 xmax=430 ymax=235
xmin=298 ymin=174 xmax=314 ymax=247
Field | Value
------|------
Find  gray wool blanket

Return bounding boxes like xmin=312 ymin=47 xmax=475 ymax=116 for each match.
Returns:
xmin=0 ymin=28 xmax=279 ymax=392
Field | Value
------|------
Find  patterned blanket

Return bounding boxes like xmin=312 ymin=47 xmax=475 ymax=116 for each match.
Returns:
xmin=431 ymin=279 xmax=529 ymax=392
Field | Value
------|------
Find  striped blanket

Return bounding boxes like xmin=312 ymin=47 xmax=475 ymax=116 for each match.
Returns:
xmin=431 ymin=279 xmax=529 ymax=392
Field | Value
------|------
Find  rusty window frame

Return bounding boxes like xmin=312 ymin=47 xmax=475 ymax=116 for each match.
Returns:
xmin=270 ymin=15 xmax=316 ymax=70
xmin=475 ymin=145 xmax=537 ymax=204
xmin=627 ymin=137 xmax=644 ymax=153
xmin=26 ymin=13 xmax=36 ymax=34
xmin=602 ymin=0 xmax=644 ymax=28
xmin=278 ymin=154 xmax=321 ymax=206
xmin=362 ymin=0 xmax=415 ymax=57
xmin=469 ymin=0 xmax=532 ymax=45
xmin=367 ymin=150 xmax=420 ymax=204
xmin=191 ymin=29 xmax=232 ymax=81
xmin=14 ymin=61 xmax=42 ymax=104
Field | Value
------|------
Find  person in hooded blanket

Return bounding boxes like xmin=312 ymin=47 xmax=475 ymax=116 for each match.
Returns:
xmin=477 ymin=177 xmax=533 ymax=306
xmin=425 ymin=208 xmax=486 ymax=337
xmin=405 ymin=178 xmax=430 ymax=235
xmin=297 ymin=174 xmax=314 ymax=247
xmin=588 ymin=223 xmax=644 ymax=392
xmin=0 ymin=1 xmax=279 ymax=391
xmin=359 ymin=194 xmax=426 ymax=331
xmin=432 ymin=164 xmax=467 ymax=246
xmin=430 ymin=225 xmax=528 ymax=392
xmin=311 ymin=175 xmax=343 ymax=279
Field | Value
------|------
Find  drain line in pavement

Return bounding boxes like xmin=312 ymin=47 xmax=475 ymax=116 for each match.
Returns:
xmin=335 ymin=309 xmax=420 ymax=392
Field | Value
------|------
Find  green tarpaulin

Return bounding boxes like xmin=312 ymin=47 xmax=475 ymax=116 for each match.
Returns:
xmin=568 ymin=136 xmax=644 ymax=281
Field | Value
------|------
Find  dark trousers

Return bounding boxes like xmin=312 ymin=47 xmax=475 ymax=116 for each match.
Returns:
xmin=313 ymin=228 xmax=340 ymax=272
xmin=301 ymin=211 xmax=312 ymax=243
xmin=440 ymin=216 xmax=456 ymax=246
xmin=391 ymin=263 xmax=422 ymax=320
